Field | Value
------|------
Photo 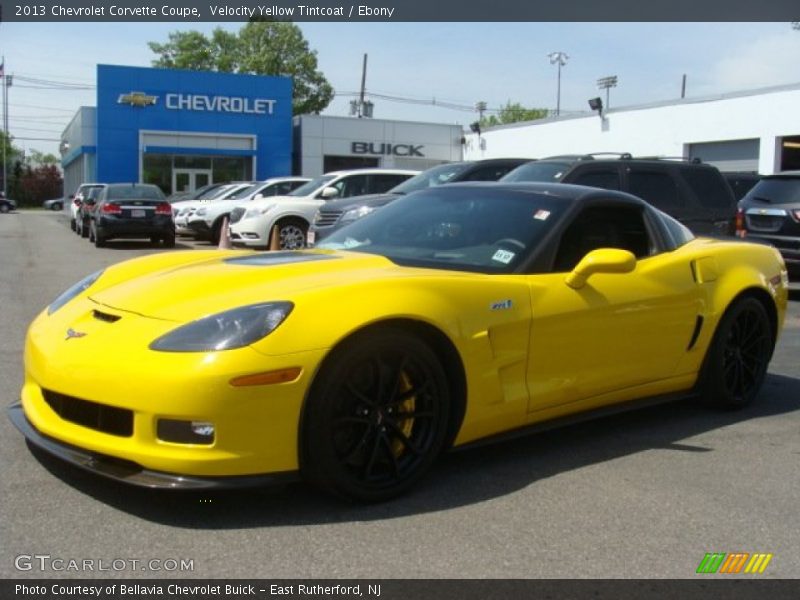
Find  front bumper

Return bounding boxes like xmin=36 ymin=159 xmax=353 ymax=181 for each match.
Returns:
xmin=8 ymin=403 xmax=296 ymax=489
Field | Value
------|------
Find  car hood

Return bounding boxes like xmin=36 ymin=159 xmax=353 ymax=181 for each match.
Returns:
xmin=88 ymin=249 xmax=422 ymax=322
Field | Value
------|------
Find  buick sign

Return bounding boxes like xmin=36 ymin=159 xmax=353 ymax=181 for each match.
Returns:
xmin=352 ymin=142 xmax=425 ymax=157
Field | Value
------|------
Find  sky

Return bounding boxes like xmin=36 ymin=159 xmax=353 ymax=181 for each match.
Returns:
xmin=1 ymin=21 xmax=799 ymax=158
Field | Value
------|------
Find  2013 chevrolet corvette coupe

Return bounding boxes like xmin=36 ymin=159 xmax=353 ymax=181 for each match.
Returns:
xmin=9 ymin=183 xmax=788 ymax=501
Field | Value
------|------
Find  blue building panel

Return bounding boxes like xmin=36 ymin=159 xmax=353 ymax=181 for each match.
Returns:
xmin=95 ymin=64 xmax=293 ymax=184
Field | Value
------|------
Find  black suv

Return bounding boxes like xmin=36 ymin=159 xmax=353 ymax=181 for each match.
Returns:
xmin=309 ymin=158 xmax=531 ymax=242
xmin=501 ymin=154 xmax=737 ymax=236
xmin=737 ymin=171 xmax=800 ymax=274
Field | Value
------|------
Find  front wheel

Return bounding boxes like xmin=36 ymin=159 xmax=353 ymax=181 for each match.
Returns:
xmin=699 ymin=297 xmax=773 ymax=409
xmin=302 ymin=330 xmax=451 ymax=502
xmin=276 ymin=219 xmax=307 ymax=250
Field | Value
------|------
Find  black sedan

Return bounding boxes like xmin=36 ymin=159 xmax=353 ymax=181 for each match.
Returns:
xmin=0 ymin=193 xmax=16 ymax=214
xmin=87 ymin=183 xmax=174 ymax=248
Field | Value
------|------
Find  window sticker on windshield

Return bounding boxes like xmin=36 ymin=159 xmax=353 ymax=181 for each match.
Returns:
xmin=492 ymin=249 xmax=515 ymax=264
xmin=534 ymin=209 xmax=551 ymax=221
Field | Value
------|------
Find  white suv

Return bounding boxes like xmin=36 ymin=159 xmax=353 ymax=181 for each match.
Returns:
xmin=229 ymin=169 xmax=417 ymax=249
xmin=187 ymin=177 xmax=309 ymax=244
xmin=69 ymin=183 xmax=106 ymax=232
xmin=172 ymin=183 xmax=253 ymax=236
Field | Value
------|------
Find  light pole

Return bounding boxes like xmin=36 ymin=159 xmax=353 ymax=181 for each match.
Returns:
xmin=597 ymin=75 xmax=618 ymax=110
xmin=547 ymin=51 xmax=569 ymax=116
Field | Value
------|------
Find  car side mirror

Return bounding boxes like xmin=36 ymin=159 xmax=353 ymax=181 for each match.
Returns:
xmin=320 ymin=186 xmax=339 ymax=200
xmin=253 ymin=193 xmax=264 ymax=201
xmin=565 ymin=248 xmax=636 ymax=289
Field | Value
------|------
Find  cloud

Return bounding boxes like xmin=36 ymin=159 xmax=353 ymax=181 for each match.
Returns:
xmin=703 ymin=29 xmax=800 ymax=93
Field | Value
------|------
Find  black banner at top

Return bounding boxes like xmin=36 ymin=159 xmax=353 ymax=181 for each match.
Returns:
xmin=1 ymin=0 xmax=800 ymax=22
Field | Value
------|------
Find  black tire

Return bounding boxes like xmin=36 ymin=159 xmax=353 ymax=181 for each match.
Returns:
xmin=277 ymin=219 xmax=308 ymax=250
xmin=80 ymin=217 xmax=89 ymax=238
xmin=302 ymin=329 xmax=451 ymax=502
xmin=0 ymin=204 xmax=9 ymax=214
xmin=163 ymin=232 xmax=176 ymax=248
xmin=699 ymin=296 xmax=773 ymax=409
xmin=211 ymin=218 xmax=225 ymax=245
xmin=52 ymin=202 xmax=62 ymax=211
xmin=92 ymin=223 xmax=106 ymax=248
xmin=70 ymin=218 xmax=76 ymax=232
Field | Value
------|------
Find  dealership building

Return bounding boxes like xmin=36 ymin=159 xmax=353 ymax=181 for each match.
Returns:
xmin=463 ymin=82 xmax=800 ymax=174
xmin=61 ymin=64 xmax=464 ymax=196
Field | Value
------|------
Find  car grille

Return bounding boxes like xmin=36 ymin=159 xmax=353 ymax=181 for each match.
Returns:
xmin=42 ymin=390 xmax=133 ymax=437
xmin=746 ymin=213 xmax=785 ymax=233
xmin=230 ymin=207 xmax=246 ymax=224
xmin=314 ymin=210 xmax=343 ymax=228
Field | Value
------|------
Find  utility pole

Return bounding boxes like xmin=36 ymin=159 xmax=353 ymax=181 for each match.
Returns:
xmin=2 ymin=56 xmax=8 ymax=197
xmin=358 ymin=53 xmax=368 ymax=118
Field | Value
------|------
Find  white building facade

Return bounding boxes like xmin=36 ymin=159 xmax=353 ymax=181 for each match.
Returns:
xmin=464 ymin=83 xmax=800 ymax=174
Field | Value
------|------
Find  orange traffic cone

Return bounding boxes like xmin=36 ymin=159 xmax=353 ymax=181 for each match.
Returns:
xmin=218 ymin=216 xmax=232 ymax=250
xmin=268 ymin=224 xmax=281 ymax=251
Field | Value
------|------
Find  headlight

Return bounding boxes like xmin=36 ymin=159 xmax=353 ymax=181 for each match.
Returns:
xmin=48 ymin=270 xmax=104 ymax=315
xmin=149 ymin=302 xmax=293 ymax=352
xmin=340 ymin=205 xmax=376 ymax=223
xmin=195 ymin=207 xmax=207 ymax=216
xmin=244 ymin=204 xmax=276 ymax=218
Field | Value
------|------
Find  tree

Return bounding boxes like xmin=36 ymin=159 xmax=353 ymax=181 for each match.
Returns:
xmin=149 ymin=22 xmax=334 ymax=115
xmin=480 ymin=101 xmax=549 ymax=128
xmin=28 ymin=149 xmax=60 ymax=167
xmin=0 ymin=130 xmax=24 ymax=192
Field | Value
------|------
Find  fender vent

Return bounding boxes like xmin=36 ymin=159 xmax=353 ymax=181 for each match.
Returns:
xmin=687 ymin=316 xmax=704 ymax=351
xmin=93 ymin=310 xmax=121 ymax=323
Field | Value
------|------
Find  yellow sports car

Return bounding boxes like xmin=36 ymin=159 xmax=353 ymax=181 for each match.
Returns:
xmin=9 ymin=183 xmax=788 ymax=501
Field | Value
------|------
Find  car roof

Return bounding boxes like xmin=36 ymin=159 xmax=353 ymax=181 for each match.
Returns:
xmin=322 ymin=168 xmax=420 ymax=176
xmin=437 ymin=181 xmax=650 ymax=206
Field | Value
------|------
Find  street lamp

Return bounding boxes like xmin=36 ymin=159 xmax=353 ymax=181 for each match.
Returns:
xmin=547 ymin=51 xmax=569 ymax=116
xmin=597 ymin=75 xmax=618 ymax=110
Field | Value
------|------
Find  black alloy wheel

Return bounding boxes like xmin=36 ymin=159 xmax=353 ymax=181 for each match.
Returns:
xmin=302 ymin=330 xmax=451 ymax=501
xmin=701 ymin=297 xmax=773 ymax=408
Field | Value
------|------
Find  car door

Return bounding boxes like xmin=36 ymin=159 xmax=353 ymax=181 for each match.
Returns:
xmin=525 ymin=202 xmax=702 ymax=413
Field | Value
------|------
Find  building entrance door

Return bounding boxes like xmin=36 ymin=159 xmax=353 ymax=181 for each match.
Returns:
xmin=173 ymin=169 xmax=212 ymax=194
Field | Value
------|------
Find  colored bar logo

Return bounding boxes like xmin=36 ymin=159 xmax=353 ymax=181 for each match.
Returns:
xmin=696 ymin=552 xmax=773 ymax=574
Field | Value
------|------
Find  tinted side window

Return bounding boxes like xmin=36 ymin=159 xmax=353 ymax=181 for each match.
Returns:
xmin=627 ymin=170 xmax=685 ymax=211
xmin=680 ymin=167 xmax=735 ymax=209
xmin=461 ymin=164 xmax=521 ymax=182
xmin=552 ymin=205 xmax=653 ymax=272
xmin=369 ymin=174 xmax=410 ymax=194
xmin=569 ymin=168 xmax=622 ymax=191
xmin=332 ymin=175 xmax=370 ymax=198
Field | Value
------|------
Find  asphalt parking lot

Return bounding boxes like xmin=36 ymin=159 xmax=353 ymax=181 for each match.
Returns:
xmin=1 ymin=211 xmax=798 ymax=579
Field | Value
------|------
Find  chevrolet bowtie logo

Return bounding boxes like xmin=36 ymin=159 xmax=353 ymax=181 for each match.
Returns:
xmin=65 ymin=328 xmax=88 ymax=341
xmin=117 ymin=91 xmax=158 ymax=107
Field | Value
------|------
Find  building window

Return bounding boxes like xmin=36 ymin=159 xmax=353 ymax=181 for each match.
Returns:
xmin=142 ymin=154 xmax=253 ymax=195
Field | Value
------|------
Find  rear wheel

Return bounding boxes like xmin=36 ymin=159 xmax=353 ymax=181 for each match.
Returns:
xmin=302 ymin=330 xmax=451 ymax=502
xmin=91 ymin=222 xmax=106 ymax=248
xmin=52 ymin=202 xmax=63 ymax=211
xmin=162 ymin=232 xmax=176 ymax=248
xmin=0 ymin=204 xmax=9 ymax=214
xmin=699 ymin=297 xmax=772 ymax=408
xmin=79 ymin=217 xmax=89 ymax=238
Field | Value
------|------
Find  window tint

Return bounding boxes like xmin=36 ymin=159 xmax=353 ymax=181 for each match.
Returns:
xmin=680 ymin=167 xmax=735 ymax=209
xmin=658 ymin=211 xmax=695 ymax=248
xmin=332 ymin=175 xmax=370 ymax=198
xmin=570 ymin=169 xmax=622 ymax=190
xmin=501 ymin=162 xmax=571 ymax=183
xmin=553 ymin=205 xmax=653 ymax=272
xmin=627 ymin=170 xmax=684 ymax=210
xmin=745 ymin=177 xmax=800 ymax=205
xmin=369 ymin=174 xmax=412 ymax=194
xmin=462 ymin=164 xmax=521 ymax=182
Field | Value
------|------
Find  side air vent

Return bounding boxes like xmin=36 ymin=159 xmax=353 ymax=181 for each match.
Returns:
xmin=93 ymin=310 xmax=121 ymax=323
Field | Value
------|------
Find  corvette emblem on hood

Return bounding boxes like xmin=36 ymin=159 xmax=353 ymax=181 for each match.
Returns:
xmin=65 ymin=328 xmax=87 ymax=341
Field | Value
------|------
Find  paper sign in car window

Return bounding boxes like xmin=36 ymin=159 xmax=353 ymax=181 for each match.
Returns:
xmin=492 ymin=249 xmax=515 ymax=264
xmin=534 ymin=209 xmax=551 ymax=221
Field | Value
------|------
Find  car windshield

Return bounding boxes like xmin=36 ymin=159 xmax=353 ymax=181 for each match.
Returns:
xmin=317 ymin=187 xmax=568 ymax=273
xmin=227 ymin=184 xmax=260 ymax=200
xmin=746 ymin=177 xmax=800 ymax=205
xmin=389 ymin=163 xmax=471 ymax=194
xmin=288 ymin=175 xmax=336 ymax=197
xmin=501 ymin=162 xmax=572 ymax=183
xmin=106 ymin=185 xmax=164 ymax=200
